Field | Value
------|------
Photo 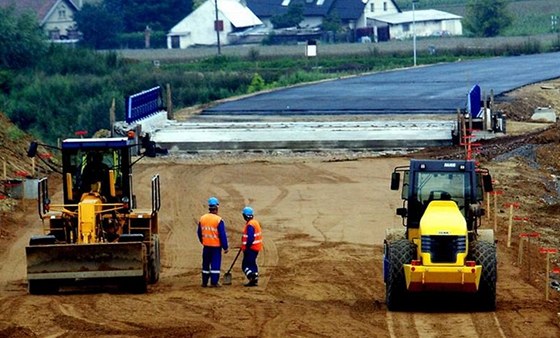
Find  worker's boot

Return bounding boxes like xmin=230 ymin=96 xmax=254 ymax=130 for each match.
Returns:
xmin=244 ymin=273 xmax=258 ymax=287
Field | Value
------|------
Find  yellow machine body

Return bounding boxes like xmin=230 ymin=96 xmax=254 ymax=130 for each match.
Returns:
xmin=386 ymin=159 xmax=496 ymax=311
xmin=25 ymin=137 xmax=161 ymax=294
xmin=404 ymin=201 xmax=481 ymax=292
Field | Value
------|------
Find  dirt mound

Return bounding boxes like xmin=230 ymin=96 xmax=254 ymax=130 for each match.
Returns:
xmin=497 ymin=79 xmax=560 ymax=121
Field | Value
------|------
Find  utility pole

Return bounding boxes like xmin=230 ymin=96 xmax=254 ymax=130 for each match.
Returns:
xmin=412 ymin=0 xmax=418 ymax=67
xmin=214 ymin=0 xmax=221 ymax=55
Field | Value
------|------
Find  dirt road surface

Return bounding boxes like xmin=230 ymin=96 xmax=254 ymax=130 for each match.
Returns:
xmin=2 ymin=80 xmax=560 ymax=337
xmin=1 ymin=152 xmax=559 ymax=337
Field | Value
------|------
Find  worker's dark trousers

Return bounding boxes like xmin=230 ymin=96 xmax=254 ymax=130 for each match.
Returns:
xmin=242 ymin=249 xmax=259 ymax=280
xmin=202 ymin=246 xmax=222 ymax=286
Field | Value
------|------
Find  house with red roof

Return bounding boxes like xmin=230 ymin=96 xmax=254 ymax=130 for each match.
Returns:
xmin=0 ymin=0 xmax=81 ymax=41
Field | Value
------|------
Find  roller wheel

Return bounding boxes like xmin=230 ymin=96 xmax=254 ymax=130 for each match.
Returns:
xmin=385 ymin=239 xmax=416 ymax=311
xmin=469 ymin=240 xmax=497 ymax=311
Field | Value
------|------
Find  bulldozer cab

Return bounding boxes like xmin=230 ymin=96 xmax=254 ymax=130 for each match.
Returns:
xmin=392 ymin=159 xmax=492 ymax=230
xmin=26 ymin=136 xmax=161 ymax=294
xmin=61 ymin=138 xmax=132 ymax=204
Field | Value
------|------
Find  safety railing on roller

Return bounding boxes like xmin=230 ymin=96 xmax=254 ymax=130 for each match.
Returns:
xmin=151 ymin=174 xmax=160 ymax=213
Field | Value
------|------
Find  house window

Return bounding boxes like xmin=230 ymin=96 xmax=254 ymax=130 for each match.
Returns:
xmin=403 ymin=23 xmax=410 ymax=32
xmin=281 ymin=0 xmax=290 ymax=6
xmin=370 ymin=3 xmax=374 ymax=12
xmin=383 ymin=2 xmax=387 ymax=11
xmin=59 ymin=9 xmax=66 ymax=19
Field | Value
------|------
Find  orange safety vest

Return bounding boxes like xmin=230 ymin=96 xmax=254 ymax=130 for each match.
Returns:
xmin=199 ymin=213 xmax=222 ymax=247
xmin=242 ymin=219 xmax=263 ymax=251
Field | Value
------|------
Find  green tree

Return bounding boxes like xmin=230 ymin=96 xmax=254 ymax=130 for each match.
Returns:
xmin=0 ymin=6 xmax=47 ymax=69
xmin=247 ymin=73 xmax=266 ymax=93
xmin=271 ymin=2 xmax=304 ymax=29
xmin=464 ymin=0 xmax=512 ymax=37
xmin=122 ymin=0 xmax=193 ymax=32
xmin=322 ymin=11 xmax=342 ymax=33
xmin=74 ymin=3 xmax=123 ymax=49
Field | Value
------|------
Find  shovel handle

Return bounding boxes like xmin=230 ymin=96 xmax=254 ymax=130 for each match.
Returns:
xmin=225 ymin=248 xmax=242 ymax=273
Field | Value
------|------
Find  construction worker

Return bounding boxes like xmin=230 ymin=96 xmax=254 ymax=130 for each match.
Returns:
xmin=80 ymin=151 xmax=109 ymax=196
xmin=240 ymin=206 xmax=263 ymax=287
xmin=197 ymin=197 xmax=229 ymax=287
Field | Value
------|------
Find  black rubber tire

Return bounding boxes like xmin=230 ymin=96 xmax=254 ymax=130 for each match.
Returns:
xmin=28 ymin=279 xmax=59 ymax=295
xmin=386 ymin=239 xmax=416 ymax=311
xmin=128 ymin=276 xmax=148 ymax=294
xmin=148 ymin=234 xmax=161 ymax=284
xmin=469 ymin=240 xmax=497 ymax=311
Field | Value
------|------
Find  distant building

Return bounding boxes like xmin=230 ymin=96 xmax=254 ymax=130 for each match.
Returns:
xmin=371 ymin=9 xmax=463 ymax=41
xmin=167 ymin=0 xmax=461 ymax=47
xmin=167 ymin=0 xmax=263 ymax=49
xmin=245 ymin=0 xmax=400 ymax=30
xmin=0 ymin=0 xmax=82 ymax=42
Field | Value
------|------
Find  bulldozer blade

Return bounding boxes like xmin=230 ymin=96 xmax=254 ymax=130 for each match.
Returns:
xmin=26 ymin=242 xmax=146 ymax=281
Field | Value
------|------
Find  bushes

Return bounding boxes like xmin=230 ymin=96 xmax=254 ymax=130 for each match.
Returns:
xmin=118 ymin=31 xmax=168 ymax=49
xmin=1 ymin=39 xmax=559 ymax=144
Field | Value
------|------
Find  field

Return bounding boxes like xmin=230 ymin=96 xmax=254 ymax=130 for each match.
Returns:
xmin=116 ymin=34 xmax=560 ymax=65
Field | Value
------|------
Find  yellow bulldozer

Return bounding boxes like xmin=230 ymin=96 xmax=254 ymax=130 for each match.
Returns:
xmin=384 ymin=159 xmax=496 ymax=310
xmin=25 ymin=136 xmax=160 ymax=294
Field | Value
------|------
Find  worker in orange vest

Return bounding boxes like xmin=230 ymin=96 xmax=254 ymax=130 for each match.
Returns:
xmin=240 ymin=206 xmax=263 ymax=287
xmin=197 ymin=197 xmax=229 ymax=287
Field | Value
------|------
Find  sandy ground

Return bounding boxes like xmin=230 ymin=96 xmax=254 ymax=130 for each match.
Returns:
xmin=1 ymin=80 xmax=560 ymax=337
xmin=0 ymin=153 xmax=559 ymax=337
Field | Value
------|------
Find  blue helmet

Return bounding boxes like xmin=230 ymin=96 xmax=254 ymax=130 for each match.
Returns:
xmin=208 ymin=197 xmax=219 ymax=207
xmin=242 ymin=206 xmax=254 ymax=217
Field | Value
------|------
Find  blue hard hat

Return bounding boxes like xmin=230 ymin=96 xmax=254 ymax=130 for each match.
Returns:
xmin=242 ymin=206 xmax=254 ymax=217
xmin=208 ymin=197 xmax=219 ymax=207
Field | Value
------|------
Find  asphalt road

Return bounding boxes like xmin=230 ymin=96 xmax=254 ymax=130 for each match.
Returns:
xmin=203 ymin=51 xmax=560 ymax=115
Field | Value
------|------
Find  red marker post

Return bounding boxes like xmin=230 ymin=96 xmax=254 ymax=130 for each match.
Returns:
xmin=14 ymin=170 xmax=29 ymax=178
xmin=490 ymin=190 xmax=503 ymax=232
xmin=75 ymin=130 xmax=88 ymax=138
xmin=515 ymin=219 xmax=530 ymax=264
xmin=539 ymin=248 xmax=558 ymax=301
xmin=519 ymin=232 xmax=540 ymax=279
xmin=504 ymin=202 xmax=521 ymax=247
xmin=486 ymin=179 xmax=498 ymax=220
xmin=38 ymin=153 xmax=52 ymax=159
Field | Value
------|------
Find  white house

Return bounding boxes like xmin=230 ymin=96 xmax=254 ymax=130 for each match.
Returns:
xmin=0 ymin=0 xmax=81 ymax=41
xmin=365 ymin=0 xmax=400 ymax=23
xmin=371 ymin=9 xmax=462 ymax=41
xmin=246 ymin=0 xmax=401 ymax=30
xmin=167 ymin=0 xmax=263 ymax=49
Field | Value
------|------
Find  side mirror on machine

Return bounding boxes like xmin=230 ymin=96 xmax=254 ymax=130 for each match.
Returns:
xmin=482 ymin=173 xmax=493 ymax=192
xmin=469 ymin=204 xmax=484 ymax=217
xmin=391 ymin=172 xmax=400 ymax=190
xmin=396 ymin=207 xmax=407 ymax=217
xmin=27 ymin=141 xmax=38 ymax=157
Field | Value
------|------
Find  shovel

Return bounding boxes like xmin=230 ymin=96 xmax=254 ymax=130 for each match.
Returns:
xmin=223 ymin=248 xmax=242 ymax=285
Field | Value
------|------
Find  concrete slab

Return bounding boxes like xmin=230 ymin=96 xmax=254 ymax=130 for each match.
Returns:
xmin=531 ymin=107 xmax=557 ymax=122
xmin=149 ymin=119 xmax=456 ymax=152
